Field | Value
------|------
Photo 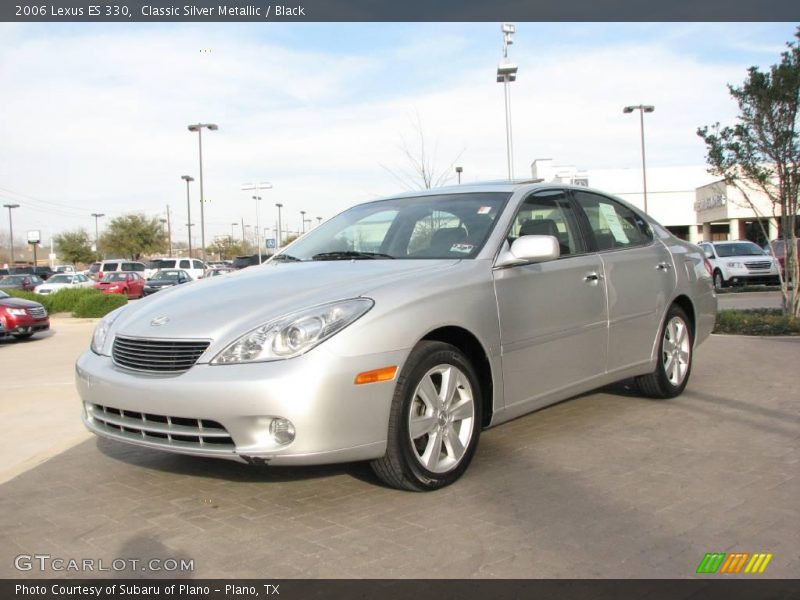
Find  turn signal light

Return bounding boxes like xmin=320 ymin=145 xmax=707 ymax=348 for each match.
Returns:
xmin=354 ymin=366 xmax=398 ymax=385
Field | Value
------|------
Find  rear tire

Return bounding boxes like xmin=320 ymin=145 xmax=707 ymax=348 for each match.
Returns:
xmin=370 ymin=341 xmax=482 ymax=491
xmin=637 ymin=304 xmax=693 ymax=399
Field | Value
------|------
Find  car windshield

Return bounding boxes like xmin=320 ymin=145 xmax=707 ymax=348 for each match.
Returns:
xmin=88 ymin=263 xmax=100 ymax=273
xmin=274 ymin=192 xmax=511 ymax=261
xmin=47 ymin=275 xmax=73 ymax=284
xmin=715 ymin=242 xmax=766 ymax=257
xmin=152 ymin=270 xmax=181 ymax=281
xmin=102 ymin=273 xmax=127 ymax=282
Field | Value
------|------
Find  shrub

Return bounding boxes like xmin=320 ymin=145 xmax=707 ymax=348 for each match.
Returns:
xmin=72 ymin=293 xmax=128 ymax=318
xmin=714 ymin=309 xmax=800 ymax=336
xmin=44 ymin=288 xmax=100 ymax=314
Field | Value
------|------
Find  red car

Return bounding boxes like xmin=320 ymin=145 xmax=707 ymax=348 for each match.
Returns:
xmin=767 ymin=238 xmax=800 ymax=275
xmin=93 ymin=272 xmax=145 ymax=299
xmin=0 ymin=290 xmax=50 ymax=340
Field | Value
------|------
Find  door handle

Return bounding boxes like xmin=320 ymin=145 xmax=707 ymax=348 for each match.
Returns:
xmin=656 ymin=262 xmax=673 ymax=271
xmin=584 ymin=272 xmax=603 ymax=282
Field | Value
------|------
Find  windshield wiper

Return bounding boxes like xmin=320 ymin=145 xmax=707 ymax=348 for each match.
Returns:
xmin=311 ymin=251 xmax=395 ymax=260
xmin=271 ymin=254 xmax=302 ymax=262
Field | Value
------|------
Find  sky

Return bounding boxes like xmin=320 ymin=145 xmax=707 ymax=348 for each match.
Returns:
xmin=0 ymin=22 xmax=797 ymax=249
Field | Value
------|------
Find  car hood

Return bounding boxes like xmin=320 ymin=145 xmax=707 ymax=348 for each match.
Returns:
xmin=0 ymin=297 xmax=42 ymax=309
xmin=38 ymin=282 xmax=71 ymax=290
xmin=112 ymin=259 xmax=461 ymax=342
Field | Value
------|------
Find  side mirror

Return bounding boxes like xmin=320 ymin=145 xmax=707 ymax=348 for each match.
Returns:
xmin=495 ymin=235 xmax=560 ymax=268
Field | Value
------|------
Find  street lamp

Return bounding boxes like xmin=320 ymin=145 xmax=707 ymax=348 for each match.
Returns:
xmin=455 ymin=166 xmax=463 ymax=184
xmin=497 ymin=23 xmax=518 ymax=180
xmin=181 ymin=175 xmax=195 ymax=258
xmin=316 ymin=217 xmax=322 ymax=226
xmin=275 ymin=203 xmax=284 ymax=250
xmin=242 ymin=182 xmax=273 ymax=264
xmin=3 ymin=204 xmax=20 ymax=264
xmin=187 ymin=122 xmax=218 ymax=260
xmin=300 ymin=210 xmax=307 ymax=234
xmin=623 ymin=104 xmax=655 ymax=214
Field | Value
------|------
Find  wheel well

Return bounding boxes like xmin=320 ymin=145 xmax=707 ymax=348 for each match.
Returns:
xmin=421 ymin=326 xmax=494 ymax=428
xmin=671 ymin=295 xmax=696 ymax=340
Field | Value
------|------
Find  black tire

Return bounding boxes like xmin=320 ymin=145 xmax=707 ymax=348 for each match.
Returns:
xmin=13 ymin=333 xmax=33 ymax=340
xmin=636 ymin=304 xmax=694 ymax=399
xmin=370 ymin=341 xmax=482 ymax=491
xmin=713 ymin=270 xmax=725 ymax=290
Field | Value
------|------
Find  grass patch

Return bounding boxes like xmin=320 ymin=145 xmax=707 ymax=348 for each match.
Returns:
xmin=72 ymin=293 xmax=128 ymax=318
xmin=715 ymin=309 xmax=800 ymax=336
xmin=5 ymin=288 xmax=127 ymax=318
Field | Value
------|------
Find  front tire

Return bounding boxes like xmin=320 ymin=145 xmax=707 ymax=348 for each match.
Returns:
xmin=371 ymin=341 xmax=482 ymax=491
xmin=713 ymin=270 xmax=725 ymax=290
xmin=636 ymin=304 xmax=693 ymax=399
xmin=13 ymin=333 xmax=33 ymax=340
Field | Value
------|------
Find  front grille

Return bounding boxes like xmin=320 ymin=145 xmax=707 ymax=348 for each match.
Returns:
xmin=745 ymin=261 xmax=771 ymax=270
xmin=26 ymin=306 xmax=47 ymax=318
xmin=112 ymin=336 xmax=210 ymax=373
xmin=87 ymin=404 xmax=235 ymax=451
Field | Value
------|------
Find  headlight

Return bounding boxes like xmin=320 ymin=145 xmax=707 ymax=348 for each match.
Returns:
xmin=212 ymin=298 xmax=374 ymax=364
xmin=7 ymin=308 xmax=28 ymax=316
xmin=90 ymin=305 xmax=127 ymax=355
xmin=727 ymin=261 xmax=742 ymax=268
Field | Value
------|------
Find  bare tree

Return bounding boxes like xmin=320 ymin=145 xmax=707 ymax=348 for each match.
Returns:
xmin=382 ymin=112 xmax=465 ymax=191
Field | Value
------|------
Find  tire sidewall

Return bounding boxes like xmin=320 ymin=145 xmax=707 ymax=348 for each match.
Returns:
xmin=713 ymin=270 xmax=724 ymax=290
xmin=656 ymin=306 xmax=694 ymax=397
xmin=394 ymin=344 xmax=482 ymax=490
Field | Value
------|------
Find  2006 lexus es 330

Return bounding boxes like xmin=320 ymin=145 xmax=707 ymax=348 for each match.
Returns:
xmin=76 ymin=181 xmax=716 ymax=491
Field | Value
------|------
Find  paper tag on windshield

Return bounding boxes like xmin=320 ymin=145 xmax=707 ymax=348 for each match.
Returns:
xmin=450 ymin=243 xmax=474 ymax=254
xmin=477 ymin=206 xmax=492 ymax=214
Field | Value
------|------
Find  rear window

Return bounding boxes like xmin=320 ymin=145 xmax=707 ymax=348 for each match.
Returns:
xmin=159 ymin=260 xmax=177 ymax=269
xmin=102 ymin=262 xmax=119 ymax=271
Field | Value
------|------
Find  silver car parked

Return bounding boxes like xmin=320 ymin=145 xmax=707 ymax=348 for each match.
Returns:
xmin=76 ymin=181 xmax=717 ymax=491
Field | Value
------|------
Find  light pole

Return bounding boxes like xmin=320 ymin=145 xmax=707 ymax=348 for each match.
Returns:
xmin=90 ymin=212 xmax=104 ymax=257
xmin=497 ymin=23 xmax=518 ymax=180
xmin=3 ymin=204 xmax=19 ymax=264
xmin=231 ymin=222 xmax=238 ymax=243
xmin=316 ymin=216 xmax=322 ymax=226
xmin=455 ymin=166 xmax=463 ymax=184
xmin=275 ymin=203 xmax=284 ymax=250
xmin=300 ymin=210 xmax=307 ymax=234
xmin=623 ymin=104 xmax=655 ymax=214
xmin=187 ymin=122 xmax=218 ymax=260
xmin=242 ymin=182 xmax=272 ymax=264
xmin=181 ymin=175 xmax=194 ymax=258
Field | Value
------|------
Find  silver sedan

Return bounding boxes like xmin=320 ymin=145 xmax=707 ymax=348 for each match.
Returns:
xmin=76 ymin=182 xmax=716 ymax=491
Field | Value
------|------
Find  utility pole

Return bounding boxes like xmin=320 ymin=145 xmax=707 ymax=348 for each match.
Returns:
xmin=3 ymin=204 xmax=20 ymax=264
xmin=166 ymin=204 xmax=173 ymax=257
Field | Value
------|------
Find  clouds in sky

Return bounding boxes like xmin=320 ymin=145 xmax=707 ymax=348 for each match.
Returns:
xmin=0 ymin=22 xmax=795 ymax=243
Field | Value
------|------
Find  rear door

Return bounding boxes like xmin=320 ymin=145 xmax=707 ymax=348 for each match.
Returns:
xmin=492 ymin=189 xmax=608 ymax=410
xmin=572 ymin=190 xmax=676 ymax=373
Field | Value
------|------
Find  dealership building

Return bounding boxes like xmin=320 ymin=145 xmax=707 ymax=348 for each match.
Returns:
xmin=531 ymin=158 xmax=779 ymax=246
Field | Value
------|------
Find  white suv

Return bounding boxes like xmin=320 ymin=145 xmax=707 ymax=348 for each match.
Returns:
xmin=145 ymin=258 xmax=207 ymax=280
xmin=699 ymin=240 xmax=780 ymax=289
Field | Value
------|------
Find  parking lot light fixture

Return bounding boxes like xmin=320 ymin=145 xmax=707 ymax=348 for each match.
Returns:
xmin=497 ymin=23 xmax=518 ymax=180
xmin=623 ymin=104 xmax=655 ymax=213
xmin=187 ymin=123 xmax=218 ymax=260
xmin=181 ymin=175 xmax=195 ymax=258
xmin=242 ymin=182 xmax=273 ymax=264
xmin=275 ymin=203 xmax=284 ymax=250
xmin=3 ymin=204 xmax=20 ymax=264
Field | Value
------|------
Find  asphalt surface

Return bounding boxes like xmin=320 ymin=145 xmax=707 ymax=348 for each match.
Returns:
xmin=1 ymin=318 xmax=798 ymax=579
xmin=716 ymin=290 xmax=783 ymax=310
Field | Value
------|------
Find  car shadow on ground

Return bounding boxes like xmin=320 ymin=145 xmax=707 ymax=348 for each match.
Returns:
xmin=0 ymin=330 xmax=54 ymax=345
xmin=94 ymin=437 xmax=383 ymax=486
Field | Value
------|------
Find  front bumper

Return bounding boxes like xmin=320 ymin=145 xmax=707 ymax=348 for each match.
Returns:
xmin=0 ymin=315 xmax=49 ymax=336
xmin=723 ymin=265 xmax=780 ymax=286
xmin=75 ymin=345 xmax=410 ymax=465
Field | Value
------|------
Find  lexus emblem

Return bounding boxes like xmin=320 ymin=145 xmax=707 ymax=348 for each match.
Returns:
xmin=150 ymin=316 xmax=170 ymax=327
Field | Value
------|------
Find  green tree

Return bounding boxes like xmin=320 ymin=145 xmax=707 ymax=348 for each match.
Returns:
xmin=53 ymin=229 xmax=96 ymax=265
xmin=697 ymin=28 xmax=800 ymax=317
xmin=99 ymin=214 xmax=167 ymax=260
xmin=207 ymin=237 xmax=252 ymax=260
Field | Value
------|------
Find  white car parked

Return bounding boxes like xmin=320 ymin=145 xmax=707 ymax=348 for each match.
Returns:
xmin=699 ymin=240 xmax=781 ymax=289
xmin=145 ymin=258 xmax=207 ymax=280
xmin=34 ymin=273 xmax=94 ymax=295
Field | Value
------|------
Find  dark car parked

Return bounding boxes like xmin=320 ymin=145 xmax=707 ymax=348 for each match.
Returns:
xmin=0 ymin=290 xmax=49 ymax=340
xmin=0 ymin=274 xmax=44 ymax=291
xmin=143 ymin=269 xmax=193 ymax=296
xmin=232 ymin=254 xmax=266 ymax=269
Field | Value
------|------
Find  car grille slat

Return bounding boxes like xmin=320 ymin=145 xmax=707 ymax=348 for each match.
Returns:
xmin=112 ymin=336 xmax=210 ymax=373
xmin=745 ymin=261 xmax=771 ymax=270
xmin=88 ymin=404 xmax=235 ymax=450
xmin=26 ymin=307 xmax=48 ymax=318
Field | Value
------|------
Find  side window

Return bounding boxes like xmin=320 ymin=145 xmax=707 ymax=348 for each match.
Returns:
xmin=132 ymin=263 xmax=144 ymax=272
xmin=179 ymin=260 xmax=190 ymax=269
xmin=507 ymin=190 xmax=585 ymax=257
xmin=192 ymin=260 xmax=204 ymax=269
xmin=574 ymin=191 xmax=652 ymax=251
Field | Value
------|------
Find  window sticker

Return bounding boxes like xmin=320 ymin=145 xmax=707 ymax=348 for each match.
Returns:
xmin=477 ymin=206 xmax=492 ymax=215
xmin=450 ymin=243 xmax=474 ymax=254
xmin=598 ymin=203 xmax=630 ymax=243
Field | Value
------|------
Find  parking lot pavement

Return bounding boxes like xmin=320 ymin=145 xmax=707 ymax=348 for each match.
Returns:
xmin=717 ymin=290 xmax=783 ymax=310
xmin=0 ymin=317 xmax=94 ymax=484
xmin=1 ymin=333 xmax=798 ymax=579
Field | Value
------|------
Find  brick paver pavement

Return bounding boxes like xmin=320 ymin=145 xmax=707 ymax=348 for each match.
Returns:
xmin=1 ymin=334 xmax=798 ymax=578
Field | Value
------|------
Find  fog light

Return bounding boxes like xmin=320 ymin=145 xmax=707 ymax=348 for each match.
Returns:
xmin=269 ymin=418 xmax=295 ymax=445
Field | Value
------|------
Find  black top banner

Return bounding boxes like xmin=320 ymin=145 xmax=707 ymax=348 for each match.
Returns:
xmin=3 ymin=0 xmax=800 ymax=22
